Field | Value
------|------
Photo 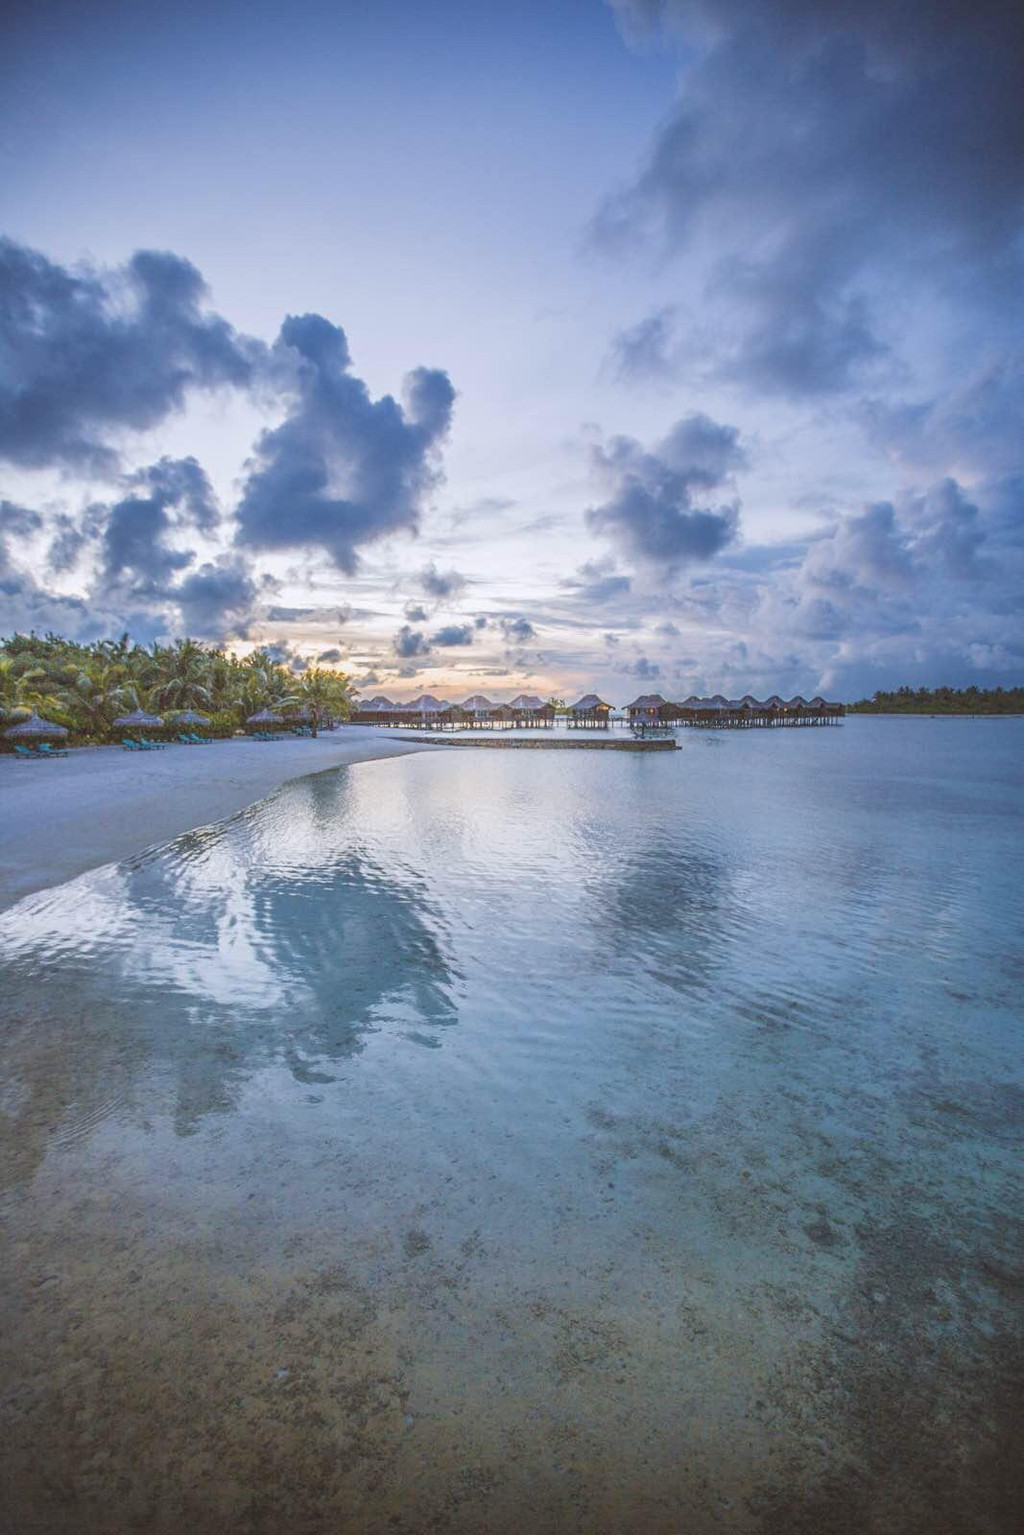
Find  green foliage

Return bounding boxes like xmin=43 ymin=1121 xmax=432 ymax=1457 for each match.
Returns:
xmin=0 ymin=631 xmax=354 ymax=747
xmin=848 ymin=684 xmax=1024 ymax=715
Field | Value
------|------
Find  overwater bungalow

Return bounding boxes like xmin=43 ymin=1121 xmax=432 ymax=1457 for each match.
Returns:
xmin=625 ymin=693 xmax=669 ymax=724
xmin=568 ymin=694 xmax=613 ymax=729
xmin=461 ymin=694 xmax=494 ymax=720
xmin=508 ymin=693 xmax=555 ymax=727
xmin=674 ymin=692 xmax=844 ymax=728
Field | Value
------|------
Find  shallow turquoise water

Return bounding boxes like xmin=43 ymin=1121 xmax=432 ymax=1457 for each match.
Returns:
xmin=2 ymin=719 xmax=1022 ymax=1533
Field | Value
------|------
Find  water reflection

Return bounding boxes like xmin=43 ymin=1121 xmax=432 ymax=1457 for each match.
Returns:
xmin=0 ymin=770 xmax=457 ymax=1171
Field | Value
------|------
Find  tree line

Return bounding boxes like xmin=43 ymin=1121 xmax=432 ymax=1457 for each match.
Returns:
xmin=0 ymin=632 xmax=355 ymax=743
xmin=848 ymin=685 xmax=1024 ymax=714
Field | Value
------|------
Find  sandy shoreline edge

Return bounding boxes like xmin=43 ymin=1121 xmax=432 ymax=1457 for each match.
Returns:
xmin=0 ymin=727 xmax=439 ymax=913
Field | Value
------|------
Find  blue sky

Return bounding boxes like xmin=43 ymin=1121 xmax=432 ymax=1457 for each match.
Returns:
xmin=2 ymin=0 xmax=1022 ymax=700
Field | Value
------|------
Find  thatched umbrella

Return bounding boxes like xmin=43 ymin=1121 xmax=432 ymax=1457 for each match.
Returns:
xmin=4 ymin=711 xmax=69 ymax=740
xmin=171 ymin=709 xmax=211 ymax=725
xmin=113 ymin=707 xmax=165 ymax=731
xmin=247 ymin=708 xmax=283 ymax=726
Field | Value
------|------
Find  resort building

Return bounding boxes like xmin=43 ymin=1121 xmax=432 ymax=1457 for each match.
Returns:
xmin=568 ymin=694 xmax=613 ymax=729
xmin=625 ymin=693 xmax=674 ymax=726
xmin=508 ymin=694 xmax=555 ymax=727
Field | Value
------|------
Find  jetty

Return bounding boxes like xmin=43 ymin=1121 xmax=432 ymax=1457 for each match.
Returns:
xmin=350 ymin=690 xmax=844 ymax=731
xmin=424 ymin=736 xmax=677 ymax=751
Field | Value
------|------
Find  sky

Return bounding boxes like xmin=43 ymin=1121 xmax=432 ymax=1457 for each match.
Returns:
xmin=1 ymin=0 xmax=1022 ymax=702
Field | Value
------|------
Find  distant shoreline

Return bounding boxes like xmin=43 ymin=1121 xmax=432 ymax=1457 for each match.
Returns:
xmin=847 ymin=711 xmax=1024 ymax=718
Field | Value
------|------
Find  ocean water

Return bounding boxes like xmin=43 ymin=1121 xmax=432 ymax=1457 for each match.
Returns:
xmin=1 ymin=719 xmax=1021 ymax=1534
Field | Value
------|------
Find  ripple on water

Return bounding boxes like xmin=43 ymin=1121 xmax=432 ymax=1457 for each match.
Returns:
xmin=1 ymin=723 xmax=1023 ymax=1529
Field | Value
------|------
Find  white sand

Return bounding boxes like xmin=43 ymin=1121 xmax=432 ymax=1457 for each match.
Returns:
xmin=0 ymin=727 xmax=438 ymax=911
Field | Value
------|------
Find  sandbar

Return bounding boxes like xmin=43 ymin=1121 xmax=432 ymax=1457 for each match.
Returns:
xmin=0 ymin=727 xmax=438 ymax=912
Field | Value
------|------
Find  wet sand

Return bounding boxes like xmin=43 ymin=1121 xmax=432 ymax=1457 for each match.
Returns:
xmin=0 ymin=728 xmax=436 ymax=911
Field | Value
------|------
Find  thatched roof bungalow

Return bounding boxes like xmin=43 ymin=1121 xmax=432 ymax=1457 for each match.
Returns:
xmin=461 ymin=694 xmax=494 ymax=718
xmin=569 ymin=693 xmax=612 ymax=728
xmin=625 ymin=692 xmax=670 ymax=721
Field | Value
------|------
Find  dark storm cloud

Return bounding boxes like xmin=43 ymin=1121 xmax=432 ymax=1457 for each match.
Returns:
xmin=417 ymin=561 xmax=467 ymax=600
xmin=235 ymin=314 xmax=455 ymax=573
xmin=173 ymin=557 xmax=261 ymax=639
xmin=0 ymin=239 xmax=257 ymax=469
xmin=100 ymin=456 xmax=219 ymax=587
xmin=393 ymin=624 xmax=431 ymax=658
xmin=587 ymin=413 xmax=744 ymax=572
xmin=599 ymin=1 xmax=1024 ymax=397
xmin=431 ymin=623 xmax=474 ymax=647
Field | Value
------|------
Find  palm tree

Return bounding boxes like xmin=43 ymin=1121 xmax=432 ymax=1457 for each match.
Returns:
xmin=148 ymin=638 xmax=215 ymax=712
xmin=58 ymin=661 xmax=133 ymax=733
xmin=297 ymin=667 xmax=354 ymax=735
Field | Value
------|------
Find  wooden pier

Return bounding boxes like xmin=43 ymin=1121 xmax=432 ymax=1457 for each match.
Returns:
xmin=423 ymin=736 xmax=678 ymax=751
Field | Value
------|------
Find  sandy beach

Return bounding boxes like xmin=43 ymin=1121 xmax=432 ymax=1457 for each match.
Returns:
xmin=0 ymin=727 xmax=436 ymax=912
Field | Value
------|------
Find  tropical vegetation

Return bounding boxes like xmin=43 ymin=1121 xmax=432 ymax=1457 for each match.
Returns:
xmin=848 ymin=685 xmax=1024 ymax=715
xmin=0 ymin=632 xmax=354 ymax=745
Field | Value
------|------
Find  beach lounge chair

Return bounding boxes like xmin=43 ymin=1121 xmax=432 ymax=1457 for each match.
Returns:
xmin=12 ymin=744 xmax=43 ymax=760
xmin=187 ymin=733 xmax=213 ymax=745
xmin=122 ymin=737 xmax=143 ymax=751
xmin=36 ymin=742 xmax=69 ymax=758
xmin=140 ymin=736 xmax=167 ymax=749
xmin=177 ymin=733 xmax=195 ymax=745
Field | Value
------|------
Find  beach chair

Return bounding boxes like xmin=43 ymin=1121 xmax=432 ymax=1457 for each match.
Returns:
xmin=122 ymin=737 xmax=143 ymax=751
xmin=12 ymin=744 xmax=43 ymax=760
xmin=36 ymin=742 xmax=69 ymax=758
xmin=140 ymin=736 xmax=167 ymax=750
xmin=187 ymin=733 xmax=213 ymax=745
xmin=177 ymin=733 xmax=195 ymax=745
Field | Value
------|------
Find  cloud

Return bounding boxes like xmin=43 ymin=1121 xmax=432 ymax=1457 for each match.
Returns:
xmin=560 ymin=556 xmax=634 ymax=603
xmin=418 ymin=560 xmax=467 ymax=600
xmin=498 ymin=616 xmax=536 ymax=644
xmin=0 ymin=502 xmax=165 ymax=644
xmin=404 ymin=602 xmax=429 ymax=622
xmin=606 ymin=306 xmax=679 ymax=382
xmin=393 ymin=624 xmax=432 ymax=658
xmin=0 ymin=239 xmax=257 ymax=469
xmin=597 ymin=1 xmax=1024 ymax=397
xmin=173 ymin=556 xmax=262 ymax=639
xmin=265 ymin=603 xmax=358 ymax=624
xmin=661 ymin=471 xmax=1024 ymax=695
xmin=100 ymin=456 xmax=219 ymax=587
xmin=621 ymin=655 xmax=661 ymax=679
xmin=0 ymin=499 xmax=43 ymax=537
xmin=235 ymin=314 xmax=455 ymax=572
xmin=431 ymin=623 xmax=475 ymax=646
xmin=317 ymin=648 xmax=343 ymax=663
xmin=586 ymin=413 xmax=744 ymax=572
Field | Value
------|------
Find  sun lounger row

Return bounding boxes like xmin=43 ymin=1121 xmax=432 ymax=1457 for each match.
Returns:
xmin=12 ymin=743 xmax=70 ymax=760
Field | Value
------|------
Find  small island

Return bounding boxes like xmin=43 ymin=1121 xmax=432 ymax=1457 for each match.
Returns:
xmin=848 ymin=685 xmax=1024 ymax=715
